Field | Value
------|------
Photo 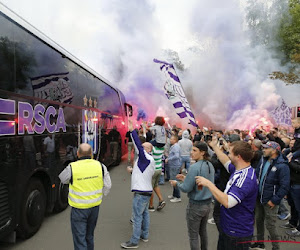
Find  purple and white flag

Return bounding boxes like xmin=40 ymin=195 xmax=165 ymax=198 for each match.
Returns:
xmin=269 ymin=99 xmax=292 ymax=126
xmin=154 ymin=59 xmax=197 ymax=127
xmin=31 ymin=72 xmax=73 ymax=105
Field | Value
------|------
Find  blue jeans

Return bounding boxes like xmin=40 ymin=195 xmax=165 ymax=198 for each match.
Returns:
xmin=164 ymin=161 xmax=170 ymax=180
xmin=130 ymin=193 xmax=151 ymax=244
xmin=158 ymin=174 xmax=165 ymax=185
xmin=170 ymin=165 xmax=181 ymax=198
xmin=278 ymin=198 xmax=289 ymax=216
xmin=71 ymin=206 xmax=100 ymax=250
xmin=289 ymin=184 xmax=300 ymax=231
xmin=181 ymin=155 xmax=191 ymax=171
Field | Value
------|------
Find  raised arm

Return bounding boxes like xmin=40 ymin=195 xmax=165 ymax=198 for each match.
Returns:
xmin=208 ymin=137 xmax=230 ymax=166
xmin=199 ymin=177 xmax=229 ymax=208
xmin=129 ymin=120 xmax=144 ymax=156
xmin=129 ymin=120 xmax=150 ymax=173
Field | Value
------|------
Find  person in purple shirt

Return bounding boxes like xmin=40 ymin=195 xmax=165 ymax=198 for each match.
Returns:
xmin=196 ymin=137 xmax=258 ymax=250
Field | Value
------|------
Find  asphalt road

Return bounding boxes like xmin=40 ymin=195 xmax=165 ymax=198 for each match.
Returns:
xmin=1 ymin=159 xmax=299 ymax=250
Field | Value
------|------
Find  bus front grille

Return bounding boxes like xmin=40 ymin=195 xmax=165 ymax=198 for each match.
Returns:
xmin=0 ymin=182 xmax=10 ymax=229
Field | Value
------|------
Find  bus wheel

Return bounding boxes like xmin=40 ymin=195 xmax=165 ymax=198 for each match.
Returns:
xmin=18 ymin=178 xmax=46 ymax=239
xmin=54 ymin=182 xmax=69 ymax=212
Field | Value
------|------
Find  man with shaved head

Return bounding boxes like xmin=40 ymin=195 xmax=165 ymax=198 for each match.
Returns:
xmin=59 ymin=143 xmax=108 ymax=250
xmin=121 ymin=120 xmax=156 ymax=249
xmin=142 ymin=142 xmax=153 ymax=153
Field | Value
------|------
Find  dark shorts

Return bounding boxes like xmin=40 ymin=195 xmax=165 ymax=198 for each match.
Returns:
xmin=150 ymin=140 xmax=165 ymax=148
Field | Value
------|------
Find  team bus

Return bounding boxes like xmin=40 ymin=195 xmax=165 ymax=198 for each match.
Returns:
xmin=0 ymin=4 xmax=132 ymax=242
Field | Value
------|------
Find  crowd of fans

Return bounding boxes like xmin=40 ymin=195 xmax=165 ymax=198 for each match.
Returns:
xmin=122 ymin=116 xmax=300 ymax=250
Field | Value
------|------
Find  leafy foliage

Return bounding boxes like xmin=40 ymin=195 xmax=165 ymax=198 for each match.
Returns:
xmin=246 ymin=0 xmax=288 ymax=47
xmin=269 ymin=0 xmax=300 ymax=84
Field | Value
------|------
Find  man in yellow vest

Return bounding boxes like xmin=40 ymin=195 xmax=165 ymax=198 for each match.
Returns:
xmin=59 ymin=143 xmax=104 ymax=250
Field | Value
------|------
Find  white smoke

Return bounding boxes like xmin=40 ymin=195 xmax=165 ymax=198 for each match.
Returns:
xmin=3 ymin=0 xmax=300 ymax=129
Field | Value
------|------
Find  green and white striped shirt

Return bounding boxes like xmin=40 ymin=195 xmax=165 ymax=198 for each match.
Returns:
xmin=152 ymin=146 xmax=164 ymax=171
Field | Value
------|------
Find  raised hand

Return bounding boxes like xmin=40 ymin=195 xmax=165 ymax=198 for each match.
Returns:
xmin=128 ymin=120 xmax=133 ymax=132
xmin=208 ymin=136 xmax=218 ymax=148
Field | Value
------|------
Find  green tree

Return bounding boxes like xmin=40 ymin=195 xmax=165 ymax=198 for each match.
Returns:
xmin=270 ymin=0 xmax=300 ymax=84
xmin=246 ymin=0 xmax=288 ymax=48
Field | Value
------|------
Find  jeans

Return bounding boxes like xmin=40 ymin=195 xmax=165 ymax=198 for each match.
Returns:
xmin=170 ymin=165 xmax=181 ymax=198
xmin=181 ymin=155 xmax=191 ymax=171
xmin=186 ymin=202 xmax=211 ymax=250
xmin=217 ymin=231 xmax=252 ymax=250
xmin=278 ymin=198 xmax=289 ymax=216
xmin=71 ymin=206 xmax=100 ymax=250
xmin=45 ymin=152 xmax=55 ymax=169
xmin=289 ymin=184 xmax=300 ymax=231
xmin=255 ymin=200 xmax=280 ymax=250
xmin=158 ymin=173 xmax=165 ymax=185
xmin=130 ymin=193 xmax=151 ymax=244
xmin=164 ymin=161 xmax=170 ymax=180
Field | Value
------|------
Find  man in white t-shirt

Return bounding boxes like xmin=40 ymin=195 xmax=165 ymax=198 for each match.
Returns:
xmin=44 ymin=135 xmax=55 ymax=168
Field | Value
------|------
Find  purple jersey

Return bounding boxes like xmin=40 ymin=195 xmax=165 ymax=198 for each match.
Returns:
xmin=221 ymin=163 xmax=258 ymax=237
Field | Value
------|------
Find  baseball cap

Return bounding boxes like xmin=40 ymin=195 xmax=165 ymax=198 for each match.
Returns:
xmin=194 ymin=141 xmax=208 ymax=152
xmin=227 ymin=134 xmax=241 ymax=143
xmin=262 ymin=141 xmax=281 ymax=151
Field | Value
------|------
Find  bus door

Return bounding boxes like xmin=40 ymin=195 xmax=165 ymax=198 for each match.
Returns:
xmin=81 ymin=109 xmax=100 ymax=157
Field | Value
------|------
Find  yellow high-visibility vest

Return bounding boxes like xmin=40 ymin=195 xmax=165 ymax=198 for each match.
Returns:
xmin=69 ymin=159 xmax=103 ymax=209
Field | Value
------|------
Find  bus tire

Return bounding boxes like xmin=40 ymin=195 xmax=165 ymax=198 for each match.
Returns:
xmin=18 ymin=178 xmax=46 ymax=239
xmin=54 ymin=182 xmax=69 ymax=212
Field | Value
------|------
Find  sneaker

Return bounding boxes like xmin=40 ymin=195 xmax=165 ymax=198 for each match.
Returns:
xmin=249 ymin=242 xmax=265 ymax=249
xmin=157 ymin=200 xmax=166 ymax=211
xmin=140 ymin=237 xmax=149 ymax=242
xmin=167 ymin=195 xmax=174 ymax=199
xmin=170 ymin=197 xmax=181 ymax=203
xmin=120 ymin=241 xmax=139 ymax=249
xmin=286 ymin=229 xmax=300 ymax=237
xmin=148 ymin=206 xmax=155 ymax=212
xmin=207 ymin=218 xmax=215 ymax=225
xmin=280 ymin=222 xmax=296 ymax=229
xmin=278 ymin=213 xmax=290 ymax=220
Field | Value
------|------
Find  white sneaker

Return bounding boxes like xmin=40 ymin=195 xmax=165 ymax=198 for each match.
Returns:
xmin=167 ymin=195 xmax=174 ymax=199
xmin=207 ymin=218 xmax=215 ymax=225
xmin=170 ymin=198 xmax=181 ymax=203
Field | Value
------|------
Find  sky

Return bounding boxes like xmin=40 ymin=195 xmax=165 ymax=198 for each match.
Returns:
xmin=1 ymin=0 xmax=299 ymax=130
